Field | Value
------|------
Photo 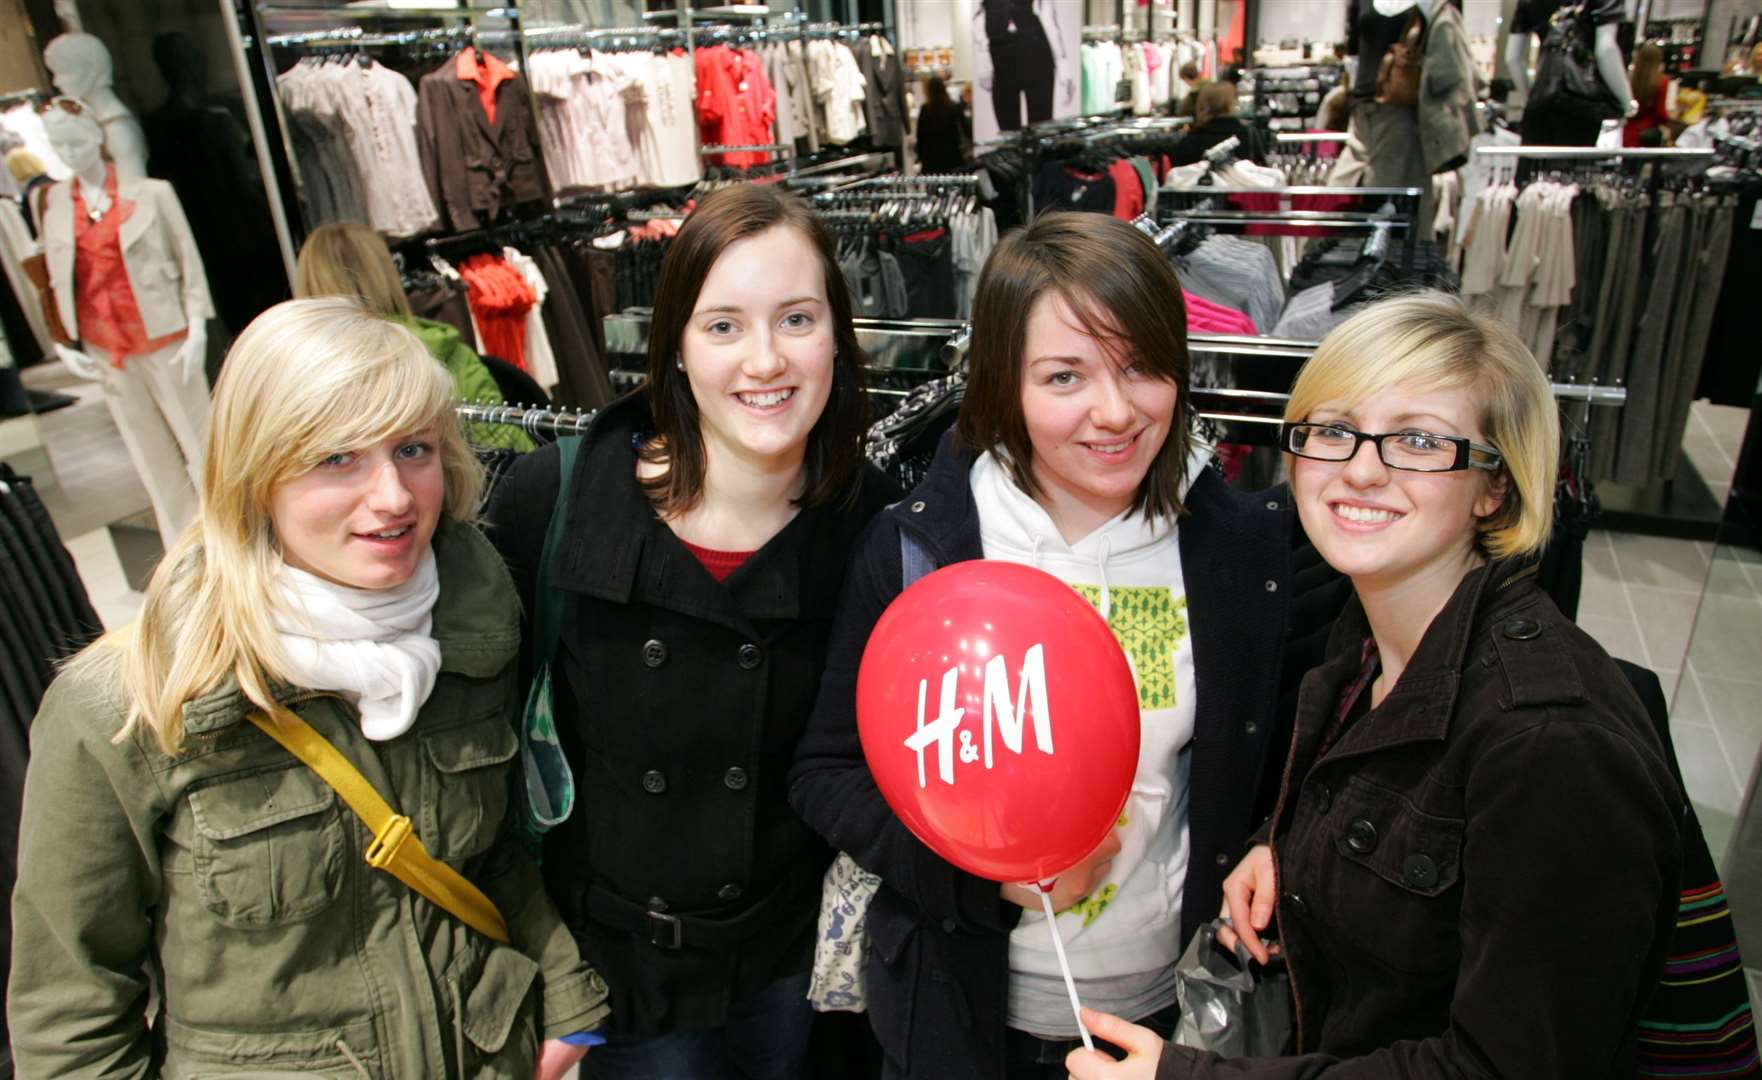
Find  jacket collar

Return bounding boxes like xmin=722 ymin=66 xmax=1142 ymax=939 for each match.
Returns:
xmin=1313 ymin=559 xmax=1540 ymax=761
xmin=180 ymin=517 xmax=520 ymax=737
xmin=888 ymin=429 xmax=985 ymax=565
xmin=551 ymin=394 xmax=831 ymax=629
xmin=455 ymin=45 xmax=516 ymax=87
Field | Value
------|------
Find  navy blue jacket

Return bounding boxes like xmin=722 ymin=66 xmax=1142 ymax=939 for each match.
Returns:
xmin=788 ymin=435 xmax=1305 ymax=1078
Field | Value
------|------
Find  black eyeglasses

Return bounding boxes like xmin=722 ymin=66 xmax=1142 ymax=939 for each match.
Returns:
xmin=1281 ymin=422 xmax=1505 ymax=473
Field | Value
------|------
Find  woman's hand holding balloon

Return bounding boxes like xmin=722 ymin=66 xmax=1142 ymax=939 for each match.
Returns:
xmin=1001 ymin=829 xmax=1121 ymax=912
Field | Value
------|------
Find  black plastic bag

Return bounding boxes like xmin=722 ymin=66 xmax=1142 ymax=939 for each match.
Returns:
xmin=1172 ymin=919 xmax=1294 ymax=1056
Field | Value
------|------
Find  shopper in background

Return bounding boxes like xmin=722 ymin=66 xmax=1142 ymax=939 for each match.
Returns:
xmin=485 ymin=183 xmax=897 ymax=1079
xmin=8 ymin=297 xmax=607 ymax=1078
xmin=914 ymin=76 xmax=970 ymax=174
xmin=1722 ymin=40 xmax=1762 ymax=75
xmin=790 ymin=212 xmax=1300 ymax=1080
xmin=294 ymin=221 xmax=535 ymax=452
xmin=1168 ymin=80 xmax=1265 ymax=165
xmin=1174 ymin=62 xmax=1208 ymax=117
xmin=1624 ymin=42 xmax=1673 ymax=146
xmin=1067 ymin=292 xmax=1683 ymax=1080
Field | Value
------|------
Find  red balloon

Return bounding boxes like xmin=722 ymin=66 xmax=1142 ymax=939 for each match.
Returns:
xmin=856 ymin=560 xmax=1140 ymax=884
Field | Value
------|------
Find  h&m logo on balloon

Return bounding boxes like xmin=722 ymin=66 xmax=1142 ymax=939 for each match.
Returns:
xmin=857 ymin=560 xmax=1141 ymax=885
xmin=904 ymin=643 xmax=1053 ymax=788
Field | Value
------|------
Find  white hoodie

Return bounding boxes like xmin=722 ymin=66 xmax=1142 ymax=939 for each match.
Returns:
xmin=968 ymin=450 xmax=1200 ymax=1034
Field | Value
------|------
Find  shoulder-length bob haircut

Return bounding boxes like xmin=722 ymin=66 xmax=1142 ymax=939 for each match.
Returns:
xmin=76 ymin=298 xmax=481 ymax=755
xmin=1284 ymin=290 xmax=1559 ymax=560
xmin=641 ymin=183 xmax=870 ymax=514
xmin=957 ymin=212 xmax=1195 ymax=521
xmin=294 ymin=221 xmax=415 ymax=319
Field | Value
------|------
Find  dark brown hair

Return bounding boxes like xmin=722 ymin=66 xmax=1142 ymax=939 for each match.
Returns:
xmin=641 ymin=184 xmax=870 ymax=515
xmin=957 ymin=213 xmax=1194 ymax=520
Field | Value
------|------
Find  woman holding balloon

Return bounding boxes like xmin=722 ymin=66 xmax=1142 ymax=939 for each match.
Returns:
xmin=1065 ymin=293 xmax=1683 ymax=1078
xmin=789 ymin=212 xmax=1301 ymax=1079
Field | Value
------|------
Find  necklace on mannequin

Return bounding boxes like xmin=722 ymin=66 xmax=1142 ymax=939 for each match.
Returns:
xmin=75 ymin=171 xmax=110 ymax=221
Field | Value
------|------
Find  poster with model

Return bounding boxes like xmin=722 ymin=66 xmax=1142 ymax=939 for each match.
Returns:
xmin=972 ymin=0 xmax=1082 ymax=141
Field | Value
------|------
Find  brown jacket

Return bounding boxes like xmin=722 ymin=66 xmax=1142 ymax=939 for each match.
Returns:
xmin=416 ymin=50 xmax=549 ymax=233
xmin=1161 ymin=561 xmax=1683 ymax=1078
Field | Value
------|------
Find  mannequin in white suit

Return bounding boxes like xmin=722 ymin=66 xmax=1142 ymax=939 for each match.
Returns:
xmin=39 ymin=102 xmax=212 ymax=548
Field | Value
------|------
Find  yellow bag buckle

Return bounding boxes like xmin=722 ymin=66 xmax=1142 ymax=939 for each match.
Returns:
xmin=365 ymin=813 xmax=415 ymax=869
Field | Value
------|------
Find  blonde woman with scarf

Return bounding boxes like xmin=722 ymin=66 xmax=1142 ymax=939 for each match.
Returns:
xmin=8 ymin=297 xmax=608 ymax=1078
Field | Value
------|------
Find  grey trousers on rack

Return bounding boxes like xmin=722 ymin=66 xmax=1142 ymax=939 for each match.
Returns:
xmin=1615 ymin=197 xmax=1689 ymax=487
xmin=1586 ymin=197 xmax=1647 ymax=483
xmin=1655 ymin=197 xmax=1737 ymax=482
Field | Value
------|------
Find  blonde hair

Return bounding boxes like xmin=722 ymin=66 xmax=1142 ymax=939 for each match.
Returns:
xmin=67 ymin=298 xmax=481 ymax=755
xmin=294 ymin=222 xmax=414 ymax=318
xmin=1284 ymin=291 xmax=1559 ymax=560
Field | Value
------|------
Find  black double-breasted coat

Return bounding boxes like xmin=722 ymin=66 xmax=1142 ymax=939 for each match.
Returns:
xmin=486 ymin=395 xmax=899 ymax=1035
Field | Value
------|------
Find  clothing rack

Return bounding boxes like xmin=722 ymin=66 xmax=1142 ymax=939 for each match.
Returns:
xmin=456 ymin=402 xmax=595 ymax=439
xmin=263 ymin=24 xmax=481 ymax=49
xmin=700 ymin=143 xmax=795 ymax=157
xmin=1472 ymin=146 xmax=1718 ymax=161
xmin=1158 ymin=185 xmax=1425 ymax=272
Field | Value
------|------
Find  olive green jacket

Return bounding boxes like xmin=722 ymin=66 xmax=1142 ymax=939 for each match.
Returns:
xmin=8 ymin=519 xmax=608 ymax=1078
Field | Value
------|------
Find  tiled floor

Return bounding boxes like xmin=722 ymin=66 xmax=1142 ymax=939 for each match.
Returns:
xmin=9 ymin=363 xmax=1761 ymax=1029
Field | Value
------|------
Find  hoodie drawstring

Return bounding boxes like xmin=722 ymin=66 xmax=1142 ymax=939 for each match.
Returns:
xmin=1096 ymin=536 xmax=1113 ymax=621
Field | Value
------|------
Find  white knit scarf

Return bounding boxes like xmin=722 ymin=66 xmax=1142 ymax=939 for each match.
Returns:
xmin=273 ymin=551 xmax=442 ymax=741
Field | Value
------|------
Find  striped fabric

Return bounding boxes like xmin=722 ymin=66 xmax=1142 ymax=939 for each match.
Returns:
xmin=1634 ymin=875 xmax=1759 ymax=1077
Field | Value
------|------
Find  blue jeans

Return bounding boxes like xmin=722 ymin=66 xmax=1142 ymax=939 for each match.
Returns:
xmin=583 ymin=973 xmax=814 ymax=1080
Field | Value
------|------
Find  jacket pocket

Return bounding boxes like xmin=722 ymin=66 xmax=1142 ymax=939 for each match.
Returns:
xmin=445 ymin=945 xmax=540 ymax=1077
xmin=420 ymin=712 xmax=520 ymax=861
xmin=1321 ymin=775 xmax=1464 ymax=974
xmin=863 ymin=898 xmax=921 ymax=1071
xmin=161 ymin=1013 xmax=379 ymax=1078
xmin=187 ymin=765 xmax=345 ymax=928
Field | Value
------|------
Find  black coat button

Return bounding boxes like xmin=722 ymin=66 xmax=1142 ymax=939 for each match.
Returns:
xmin=1314 ymin=782 xmax=1332 ymax=814
xmin=1215 ymin=852 xmax=1230 ymax=866
xmin=1344 ymin=818 xmax=1378 ymax=854
xmin=1244 ymin=720 xmax=1259 ymax=736
xmin=1501 ymin=617 xmax=1542 ymax=641
xmin=724 ymin=766 xmax=749 ymax=791
xmin=1282 ymin=891 xmax=1309 ymax=918
xmin=941 ymin=917 xmax=958 ymax=933
xmin=1403 ymin=853 xmax=1439 ymax=888
xmin=647 ymin=896 xmax=669 ymax=913
xmin=718 ymin=883 xmax=744 ymax=901
xmin=642 ymin=639 xmax=668 ymax=668
xmin=737 ymin=643 xmax=762 ymax=669
xmin=642 ymin=770 xmax=667 ymax=794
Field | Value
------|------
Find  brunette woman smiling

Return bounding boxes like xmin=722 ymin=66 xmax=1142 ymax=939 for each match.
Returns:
xmin=486 ymin=184 xmax=898 ymax=1079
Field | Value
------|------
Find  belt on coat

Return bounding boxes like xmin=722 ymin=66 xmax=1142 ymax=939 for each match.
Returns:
xmin=585 ymin=875 xmax=798 ymax=951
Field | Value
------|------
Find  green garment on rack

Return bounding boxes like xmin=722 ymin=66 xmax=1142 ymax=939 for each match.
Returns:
xmin=395 ymin=315 xmax=536 ymax=454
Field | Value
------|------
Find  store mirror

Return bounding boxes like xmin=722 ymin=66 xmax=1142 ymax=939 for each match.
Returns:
xmin=1674 ymin=399 xmax=1762 ymax=977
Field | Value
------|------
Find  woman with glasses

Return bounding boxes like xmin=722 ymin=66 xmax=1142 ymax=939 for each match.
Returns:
xmin=1067 ymin=291 xmax=1683 ymax=1079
